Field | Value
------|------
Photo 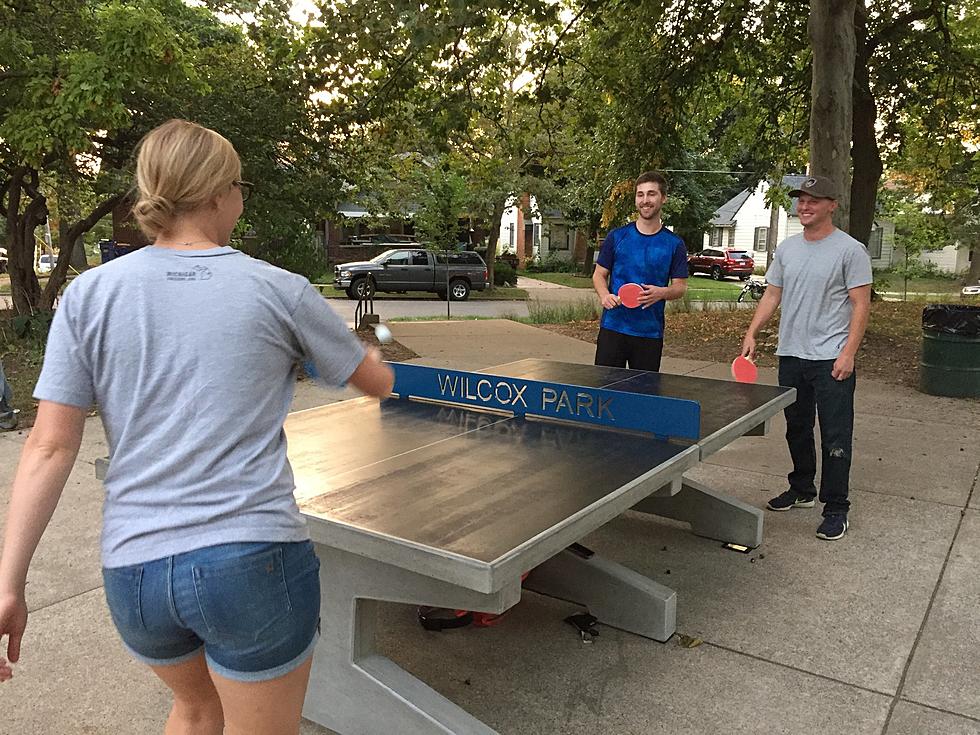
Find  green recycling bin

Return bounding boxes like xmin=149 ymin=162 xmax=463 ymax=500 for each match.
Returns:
xmin=919 ymin=304 xmax=980 ymax=398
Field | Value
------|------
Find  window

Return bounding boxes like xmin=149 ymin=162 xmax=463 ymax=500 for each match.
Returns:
xmin=550 ymin=224 xmax=570 ymax=250
xmin=411 ymin=251 xmax=428 ymax=265
xmin=385 ymin=251 xmax=411 ymax=266
xmin=710 ymin=228 xmax=724 ymax=248
xmin=435 ymin=252 xmax=485 ymax=265
xmin=867 ymin=228 xmax=883 ymax=259
xmin=753 ymin=227 xmax=768 ymax=252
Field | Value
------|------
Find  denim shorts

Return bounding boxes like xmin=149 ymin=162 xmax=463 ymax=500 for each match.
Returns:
xmin=102 ymin=540 xmax=320 ymax=682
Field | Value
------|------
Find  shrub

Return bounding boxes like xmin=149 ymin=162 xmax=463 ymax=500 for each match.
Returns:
xmin=494 ymin=261 xmax=516 ymax=287
xmin=524 ymin=253 xmax=580 ymax=274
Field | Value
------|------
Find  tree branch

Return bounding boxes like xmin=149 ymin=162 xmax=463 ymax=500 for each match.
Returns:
xmin=42 ymin=193 xmax=125 ymax=305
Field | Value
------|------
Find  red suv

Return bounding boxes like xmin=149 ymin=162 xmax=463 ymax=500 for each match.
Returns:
xmin=688 ymin=248 xmax=754 ymax=281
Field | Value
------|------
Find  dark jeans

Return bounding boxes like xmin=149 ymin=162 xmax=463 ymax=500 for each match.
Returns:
xmin=595 ymin=328 xmax=664 ymax=371
xmin=779 ymin=357 xmax=856 ymax=516
xmin=0 ymin=359 xmax=12 ymax=416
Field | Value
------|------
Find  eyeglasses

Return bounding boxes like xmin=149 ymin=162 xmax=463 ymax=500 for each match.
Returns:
xmin=233 ymin=180 xmax=254 ymax=202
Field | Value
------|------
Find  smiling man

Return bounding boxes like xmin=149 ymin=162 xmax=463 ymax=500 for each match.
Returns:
xmin=741 ymin=175 xmax=873 ymax=541
xmin=592 ymin=171 xmax=689 ymax=371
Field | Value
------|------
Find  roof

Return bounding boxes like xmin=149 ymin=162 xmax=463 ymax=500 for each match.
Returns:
xmin=709 ymin=174 xmax=809 ymax=225
xmin=709 ymin=189 xmax=751 ymax=226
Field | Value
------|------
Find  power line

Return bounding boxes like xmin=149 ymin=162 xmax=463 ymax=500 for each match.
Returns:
xmin=659 ymin=168 xmax=763 ymax=175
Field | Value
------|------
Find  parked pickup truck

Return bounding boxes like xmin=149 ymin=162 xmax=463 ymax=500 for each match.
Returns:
xmin=334 ymin=248 xmax=489 ymax=301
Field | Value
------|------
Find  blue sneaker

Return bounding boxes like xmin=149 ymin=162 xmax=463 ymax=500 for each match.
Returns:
xmin=816 ymin=514 xmax=848 ymax=540
xmin=0 ymin=412 xmax=17 ymax=431
xmin=766 ymin=490 xmax=816 ymax=511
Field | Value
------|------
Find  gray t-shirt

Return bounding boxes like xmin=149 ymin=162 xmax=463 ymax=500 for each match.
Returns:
xmin=765 ymin=229 xmax=873 ymax=360
xmin=35 ymin=246 xmax=365 ymax=567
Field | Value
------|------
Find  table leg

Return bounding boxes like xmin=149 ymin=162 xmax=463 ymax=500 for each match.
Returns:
xmin=522 ymin=547 xmax=676 ymax=642
xmin=631 ymin=476 xmax=764 ymax=548
xmin=303 ymin=544 xmax=519 ymax=735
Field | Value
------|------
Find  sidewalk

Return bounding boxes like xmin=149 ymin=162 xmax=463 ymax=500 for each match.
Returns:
xmin=2 ymin=319 xmax=979 ymax=734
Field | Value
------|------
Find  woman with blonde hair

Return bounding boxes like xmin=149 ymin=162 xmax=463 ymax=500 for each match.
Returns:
xmin=0 ymin=119 xmax=393 ymax=734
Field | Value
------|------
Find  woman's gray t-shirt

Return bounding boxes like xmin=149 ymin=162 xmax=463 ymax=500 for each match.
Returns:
xmin=34 ymin=246 xmax=365 ymax=567
xmin=765 ymin=229 xmax=873 ymax=360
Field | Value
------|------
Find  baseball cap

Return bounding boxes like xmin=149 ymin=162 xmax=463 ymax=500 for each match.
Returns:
xmin=789 ymin=175 xmax=838 ymax=200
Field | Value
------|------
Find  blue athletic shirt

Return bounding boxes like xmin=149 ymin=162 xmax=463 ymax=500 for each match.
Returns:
xmin=595 ymin=223 xmax=689 ymax=339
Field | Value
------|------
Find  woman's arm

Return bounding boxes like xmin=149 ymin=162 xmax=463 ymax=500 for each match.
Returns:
xmin=0 ymin=401 xmax=86 ymax=680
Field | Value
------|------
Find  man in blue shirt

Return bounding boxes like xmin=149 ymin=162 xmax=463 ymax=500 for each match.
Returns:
xmin=592 ymin=171 xmax=689 ymax=371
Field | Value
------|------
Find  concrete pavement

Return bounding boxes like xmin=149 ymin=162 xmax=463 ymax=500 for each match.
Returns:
xmin=2 ymin=319 xmax=979 ymax=734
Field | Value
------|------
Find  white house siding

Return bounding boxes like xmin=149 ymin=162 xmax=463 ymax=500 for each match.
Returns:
xmin=703 ymin=183 xmax=795 ymax=254
xmin=497 ymin=196 xmax=542 ymax=258
xmin=917 ymin=245 xmax=970 ymax=274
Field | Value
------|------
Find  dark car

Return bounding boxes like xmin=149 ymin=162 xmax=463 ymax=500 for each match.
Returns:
xmin=688 ymin=248 xmax=754 ymax=281
xmin=334 ymin=248 xmax=488 ymax=300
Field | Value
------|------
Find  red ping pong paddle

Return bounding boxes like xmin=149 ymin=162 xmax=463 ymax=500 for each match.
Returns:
xmin=731 ymin=355 xmax=758 ymax=384
xmin=617 ymin=282 xmax=644 ymax=308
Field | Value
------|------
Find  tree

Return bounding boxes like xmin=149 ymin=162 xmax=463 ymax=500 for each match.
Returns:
xmin=808 ymin=0 xmax=856 ymax=229
xmin=306 ymin=0 xmax=563 ymax=285
xmin=1 ymin=0 xmax=197 ymax=314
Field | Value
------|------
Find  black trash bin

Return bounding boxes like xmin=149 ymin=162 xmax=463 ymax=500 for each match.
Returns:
xmin=99 ymin=239 xmax=144 ymax=264
xmin=919 ymin=304 xmax=980 ymax=398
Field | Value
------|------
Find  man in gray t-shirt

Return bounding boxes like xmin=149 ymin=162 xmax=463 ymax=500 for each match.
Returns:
xmin=741 ymin=175 xmax=872 ymax=541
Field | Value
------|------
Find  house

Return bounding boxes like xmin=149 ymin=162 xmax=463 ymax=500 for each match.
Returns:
xmin=320 ymin=203 xmax=418 ymax=263
xmin=911 ymin=244 xmax=972 ymax=274
xmin=497 ymin=195 xmax=590 ymax=267
xmin=703 ymin=175 xmax=895 ymax=269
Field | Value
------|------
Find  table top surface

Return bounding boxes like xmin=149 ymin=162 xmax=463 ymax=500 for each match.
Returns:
xmin=287 ymin=360 xmax=794 ymax=576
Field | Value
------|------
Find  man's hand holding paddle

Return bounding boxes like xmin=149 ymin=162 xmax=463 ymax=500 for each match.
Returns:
xmin=617 ymin=283 xmax=668 ymax=309
xmin=599 ymin=292 xmax=621 ymax=309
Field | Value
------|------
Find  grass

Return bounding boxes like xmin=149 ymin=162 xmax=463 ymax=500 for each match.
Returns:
xmin=520 ymin=271 xmax=594 ymax=288
xmin=875 ymin=276 xmax=967 ymax=298
xmin=525 ymin=271 xmax=746 ymax=301
xmin=519 ymin=299 xmax=602 ymax=324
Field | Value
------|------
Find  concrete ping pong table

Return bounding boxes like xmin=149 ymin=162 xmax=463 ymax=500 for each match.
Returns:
xmin=286 ymin=359 xmax=796 ymax=735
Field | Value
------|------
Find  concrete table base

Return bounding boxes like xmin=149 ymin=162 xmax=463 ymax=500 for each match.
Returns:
xmin=303 ymin=544 xmax=519 ymax=735
xmin=633 ymin=476 xmax=764 ymax=549
xmin=303 ymin=535 xmax=687 ymax=734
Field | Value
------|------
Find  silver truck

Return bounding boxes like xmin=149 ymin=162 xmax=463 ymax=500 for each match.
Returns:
xmin=334 ymin=248 xmax=489 ymax=301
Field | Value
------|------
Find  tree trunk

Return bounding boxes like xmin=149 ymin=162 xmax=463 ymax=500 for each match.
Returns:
xmin=848 ymin=3 xmax=882 ymax=246
xmin=484 ymin=199 xmax=507 ymax=289
xmin=3 ymin=167 xmax=46 ymax=315
xmin=765 ymin=175 xmax=782 ymax=269
xmin=967 ymin=246 xmax=980 ymax=283
xmin=41 ymin=194 xmax=123 ymax=309
xmin=808 ymin=0 xmax=857 ymax=231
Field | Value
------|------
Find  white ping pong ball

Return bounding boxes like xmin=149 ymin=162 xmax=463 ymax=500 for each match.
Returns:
xmin=375 ymin=324 xmax=393 ymax=344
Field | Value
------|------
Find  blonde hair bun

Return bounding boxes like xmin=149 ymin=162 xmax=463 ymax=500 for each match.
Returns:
xmin=133 ymin=119 xmax=241 ymax=238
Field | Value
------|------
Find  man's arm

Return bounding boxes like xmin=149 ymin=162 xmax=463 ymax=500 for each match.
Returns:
xmin=740 ymin=285 xmax=783 ymax=360
xmin=832 ymin=284 xmax=871 ymax=380
xmin=593 ymin=264 xmax=620 ymax=309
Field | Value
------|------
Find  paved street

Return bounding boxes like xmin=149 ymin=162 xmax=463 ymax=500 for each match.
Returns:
xmin=325 ymin=276 xmax=599 ymax=322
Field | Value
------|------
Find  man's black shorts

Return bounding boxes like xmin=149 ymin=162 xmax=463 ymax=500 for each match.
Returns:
xmin=594 ymin=327 xmax=663 ymax=371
